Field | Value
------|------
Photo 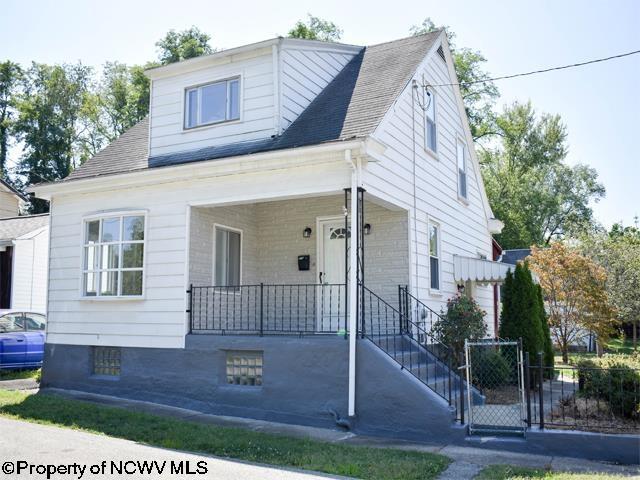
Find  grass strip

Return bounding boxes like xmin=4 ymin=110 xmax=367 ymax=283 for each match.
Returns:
xmin=0 ymin=389 xmax=449 ymax=480
xmin=476 ymin=465 xmax=626 ymax=480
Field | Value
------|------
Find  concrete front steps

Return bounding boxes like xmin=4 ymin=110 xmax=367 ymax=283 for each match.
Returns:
xmin=369 ymin=334 xmax=484 ymax=408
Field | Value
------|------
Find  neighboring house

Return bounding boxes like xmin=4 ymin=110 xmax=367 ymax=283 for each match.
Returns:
xmin=0 ymin=179 xmax=49 ymax=313
xmin=31 ymin=32 xmax=511 ymax=441
xmin=500 ymin=248 xmax=532 ymax=266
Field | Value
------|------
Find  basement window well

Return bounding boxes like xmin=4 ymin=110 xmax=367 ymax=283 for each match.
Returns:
xmin=226 ymin=351 xmax=263 ymax=386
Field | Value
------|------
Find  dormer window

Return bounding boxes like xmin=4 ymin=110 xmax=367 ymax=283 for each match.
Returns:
xmin=185 ymin=77 xmax=240 ymax=129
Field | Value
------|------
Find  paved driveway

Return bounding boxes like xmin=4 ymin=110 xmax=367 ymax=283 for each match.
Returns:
xmin=0 ymin=417 xmax=342 ymax=480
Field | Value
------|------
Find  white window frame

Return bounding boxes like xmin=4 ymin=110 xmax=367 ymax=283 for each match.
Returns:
xmin=80 ymin=210 xmax=147 ymax=300
xmin=424 ymin=89 xmax=438 ymax=155
xmin=184 ymin=76 xmax=241 ymax=130
xmin=457 ymin=137 xmax=469 ymax=202
xmin=212 ymin=224 xmax=243 ymax=287
xmin=428 ymin=220 xmax=441 ymax=294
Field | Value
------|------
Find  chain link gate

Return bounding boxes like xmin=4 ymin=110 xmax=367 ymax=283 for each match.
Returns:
xmin=464 ymin=339 xmax=527 ymax=435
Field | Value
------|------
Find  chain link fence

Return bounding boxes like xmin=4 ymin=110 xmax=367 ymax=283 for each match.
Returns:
xmin=464 ymin=339 xmax=526 ymax=435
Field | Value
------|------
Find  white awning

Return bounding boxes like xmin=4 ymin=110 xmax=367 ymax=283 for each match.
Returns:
xmin=453 ymin=255 xmax=512 ymax=284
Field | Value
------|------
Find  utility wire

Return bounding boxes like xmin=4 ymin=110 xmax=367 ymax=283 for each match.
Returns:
xmin=427 ymin=49 xmax=640 ymax=88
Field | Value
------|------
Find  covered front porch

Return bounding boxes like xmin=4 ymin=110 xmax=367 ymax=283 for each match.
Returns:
xmin=187 ymin=192 xmax=409 ymax=335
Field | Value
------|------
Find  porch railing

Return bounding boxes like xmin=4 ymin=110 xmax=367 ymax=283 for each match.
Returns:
xmin=188 ymin=284 xmax=347 ymax=335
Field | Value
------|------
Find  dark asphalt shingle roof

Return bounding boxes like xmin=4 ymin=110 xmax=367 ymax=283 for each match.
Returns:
xmin=0 ymin=214 xmax=49 ymax=241
xmin=65 ymin=32 xmax=441 ymax=181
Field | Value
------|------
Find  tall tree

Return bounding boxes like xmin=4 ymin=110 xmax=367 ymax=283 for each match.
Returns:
xmin=529 ymin=242 xmax=616 ymax=362
xmin=0 ymin=61 xmax=22 ymax=178
xmin=410 ymin=18 xmax=499 ymax=140
xmin=13 ymin=62 xmax=93 ymax=211
xmin=78 ymin=62 xmax=153 ymax=160
xmin=156 ymin=27 xmax=214 ymax=65
xmin=288 ymin=15 xmax=343 ymax=42
xmin=481 ymin=102 xmax=605 ymax=249
xmin=499 ymin=262 xmax=545 ymax=361
xmin=581 ymin=223 xmax=640 ymax=349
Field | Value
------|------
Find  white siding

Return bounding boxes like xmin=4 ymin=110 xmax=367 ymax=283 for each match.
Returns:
xmin=46 ymin=161 xmax=352 ymax=349
xmin=149 ymin=48 xmax=276 ymax=158
xmin=11 ymin=226 xmax=49 ymax=312
xmin=366 ymin=44 xmax=497 ymax=335
xmin=0 ymin=191 xmax=20 ymax=219
xmin=279 ymin=45 xmax=356 ymax=130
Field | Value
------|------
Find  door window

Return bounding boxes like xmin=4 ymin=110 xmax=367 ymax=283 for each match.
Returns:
xmin=0 ymin=314 xmax=25 ymax=333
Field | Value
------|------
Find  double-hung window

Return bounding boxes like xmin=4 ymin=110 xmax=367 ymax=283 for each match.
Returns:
xmin=424 ymin=90 xmax=437 ymax=153
xmin=214 ymin=226 xmax=241 ymax=286
xmin=429 ymin=223 xmax=440 ymax=291
xmin=185 ymin=77 xmax=240 ymax=129
xmin=83 ymin=214 xmax=145 ymax=297
xmin=457 ymin=140 xmax=468 ymax=200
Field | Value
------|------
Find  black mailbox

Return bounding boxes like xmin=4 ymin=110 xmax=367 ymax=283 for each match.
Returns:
xmin=298 ymin=255 xmax=310 ymax=271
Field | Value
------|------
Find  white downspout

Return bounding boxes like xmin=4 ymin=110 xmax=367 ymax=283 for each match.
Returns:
xmin=346 ymin=149 xmax=358 ymax=417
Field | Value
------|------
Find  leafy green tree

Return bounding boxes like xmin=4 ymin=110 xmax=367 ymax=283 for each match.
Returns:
xmin=410 ymin=18 xmax=499 ymax=141
xmin=480 ymin=102 xmax=605 ymax=249
xmin=0 ymin=61 xmax=22 ymax=178
xmin=156 ymin=26 xmax=214 ymax=65
xmin=581 ymin=223 xmax=640 ymax=350
xmin=13 ymin=62 xmax=93 ymax=212
xmin=288 ymin=15 xmax=343 ymax=42
xmin=499 ymin=262 xmax=544 ymax=360
xmin=98 ymin=62 xmax=150 ymax=139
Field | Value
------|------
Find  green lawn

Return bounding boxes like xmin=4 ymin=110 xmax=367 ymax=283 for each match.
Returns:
xmin=0 ymin=368 xmax=41 ymax=381
xmin=476 ymin=465 xmax=627 ymax=479
xmin=0 ymin=389 xmax=449 ymax=480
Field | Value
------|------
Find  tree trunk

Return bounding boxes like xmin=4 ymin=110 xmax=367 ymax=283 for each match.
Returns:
xmin=633 ymin=320 xmax=638 ymax=351
xmin=562 ymin=345 xmax=569 ymax=364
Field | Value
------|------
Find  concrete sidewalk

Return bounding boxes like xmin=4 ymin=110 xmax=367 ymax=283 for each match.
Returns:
xmin=36 ymin=388 xmax=640 ymax=478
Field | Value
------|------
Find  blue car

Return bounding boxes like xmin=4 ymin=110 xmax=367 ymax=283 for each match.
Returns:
xmin=0 ymin=312 xmax=46 ymax=370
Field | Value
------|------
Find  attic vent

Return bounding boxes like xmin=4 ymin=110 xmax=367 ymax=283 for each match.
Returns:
xmin=437 ymin=46 xmax=446 ymax=63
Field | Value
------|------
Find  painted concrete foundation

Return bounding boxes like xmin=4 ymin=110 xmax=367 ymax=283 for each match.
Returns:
xmin=41 ymin=336 xmax=639 ymax=464
xmin=42 ymin=336 xmax=460 ymax=442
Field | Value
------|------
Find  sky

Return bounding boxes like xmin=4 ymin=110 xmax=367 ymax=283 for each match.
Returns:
xmin=1 ymin=0 xmax=639 ymax=228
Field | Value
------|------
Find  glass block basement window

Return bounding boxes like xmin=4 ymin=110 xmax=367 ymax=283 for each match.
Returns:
xmin=226 ymin=351 xmax=263 ymax=386
xmin=93 ymin=347 xmax=121 ymax=376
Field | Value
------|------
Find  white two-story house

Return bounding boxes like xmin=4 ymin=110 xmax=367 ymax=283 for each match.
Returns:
xmin=31 ymin=31 xmax=508 ymax=441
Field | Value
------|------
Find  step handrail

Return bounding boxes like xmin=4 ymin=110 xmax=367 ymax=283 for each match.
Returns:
xmin=360 ymin=284 xmax=457 ymax=409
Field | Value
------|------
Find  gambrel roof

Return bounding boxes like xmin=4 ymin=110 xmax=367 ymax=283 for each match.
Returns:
xmin=64 ymin=31 xmax=441 ymax=182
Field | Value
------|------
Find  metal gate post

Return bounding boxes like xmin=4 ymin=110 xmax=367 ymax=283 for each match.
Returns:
xmin=524 ymin=351 xmax=531 ymax=428
xmin=538 ymin=352 xmax=544 ymax=429
xmin=464 ymin=339 xmax=472 ymax=431
xmin=459 ymin=352 xmax=465 ymax=425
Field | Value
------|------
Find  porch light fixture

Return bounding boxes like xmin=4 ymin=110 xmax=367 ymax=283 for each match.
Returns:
xmin=303 ymin=227 xmax=312 ymax=238
xmin=363 ymin=223 xmax=372 ymax=235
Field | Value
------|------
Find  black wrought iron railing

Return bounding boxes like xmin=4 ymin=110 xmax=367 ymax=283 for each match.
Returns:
xmin=188 ymin=283 xmax=347 ymax=335
xmin=398 ymin=285 xmax=444 ymax=336
xmin=525 ymin=353 xmax=640 ymax=433
xmin=361 ymin=285 xmax=461 ymax=412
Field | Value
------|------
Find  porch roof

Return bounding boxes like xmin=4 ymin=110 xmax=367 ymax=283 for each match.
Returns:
xmin=453 ymin=255 xmax=512 ymax=284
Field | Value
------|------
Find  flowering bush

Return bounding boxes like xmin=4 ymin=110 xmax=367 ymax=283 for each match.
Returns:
xmin=432 ymin=294 xmax=487 ymax=360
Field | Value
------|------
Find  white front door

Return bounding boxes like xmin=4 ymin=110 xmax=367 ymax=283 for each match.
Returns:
xmin=317 ymin=218 xmax=348 ymax=332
